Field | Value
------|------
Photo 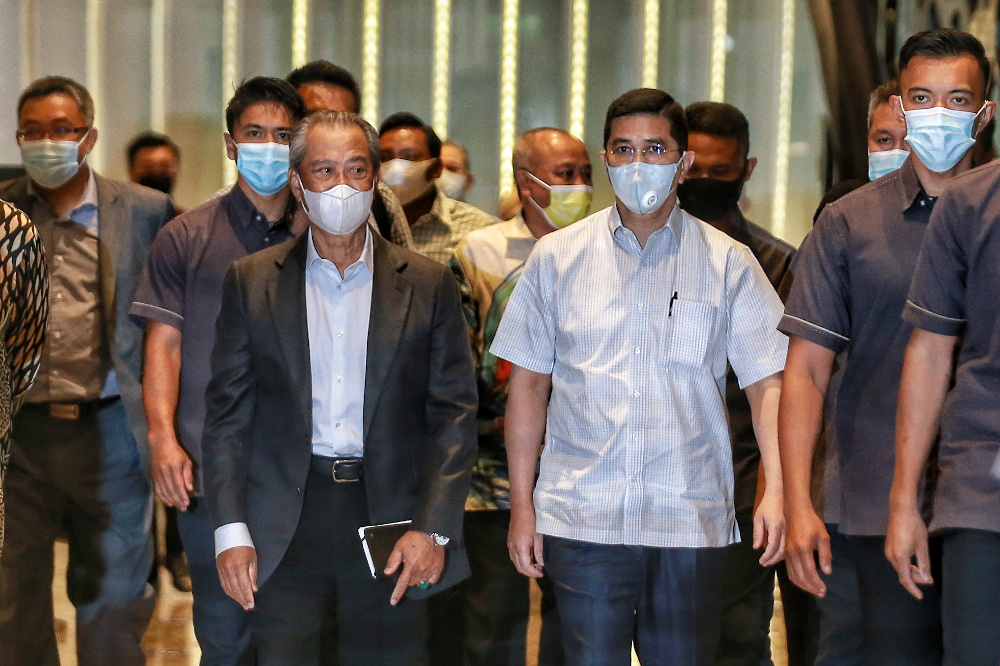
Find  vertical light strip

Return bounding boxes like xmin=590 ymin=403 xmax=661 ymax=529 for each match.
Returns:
xmin=709 ymin=0 xmax=728 ymax=101
xmin=150 ymin=0 xmax=167 ymax=132
xmin=20 ymin=0 xmax=35 ymax=89
xmin=432 ymin=0 xmax=451 ymax=137
xmin=292 ymin=0 xmax=309 ymax=69
xmin=222 ymin=0 xmax=239 ymax=184
xmin=362 ymin=0 xmax=380 ymax=125
xmin=86 ymin=0 xmax=104 ymax=171
xmin=771 ymin=0 xmax=796 ymax=238
xmin=568 ymin=0 xmax=588 ymax=140
xmin=498 ymin=0 xmax=519 ymax=197
xmin=641 ymin=0 xmax=659 ymax=88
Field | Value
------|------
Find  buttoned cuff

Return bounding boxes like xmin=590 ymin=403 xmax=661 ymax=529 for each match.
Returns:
xmin=214 ymin=522 xmax=255 ymax=557
xmin=902 ymin=300 xmax=965 ymax=337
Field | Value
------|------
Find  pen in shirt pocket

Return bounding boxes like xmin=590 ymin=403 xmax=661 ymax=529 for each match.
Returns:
xmin=668 ymin=291 xmax=678 ymax=317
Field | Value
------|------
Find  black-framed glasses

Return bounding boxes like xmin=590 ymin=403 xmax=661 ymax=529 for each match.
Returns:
xmin=606 ymin=143 xmax=681 ymax=167
xmin=16 ymin=126 xmax=91 ymax=143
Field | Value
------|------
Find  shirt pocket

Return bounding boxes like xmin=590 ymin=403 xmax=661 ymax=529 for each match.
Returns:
xmin=664 ymin=300 xmax=717 ymax=367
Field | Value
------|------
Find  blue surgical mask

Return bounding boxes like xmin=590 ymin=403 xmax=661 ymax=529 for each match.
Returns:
xmin=607 ymin=154 xmax=684 ymax=216
xmin=20 ymin=136 xmax=88 ymax=189
xmin=903 ymin=103 xmax=986 ymax=173
xmin=236 ymin=142 xmax=290 ymax=196
xmin=867 ymin=149 xmax=909 ymax=181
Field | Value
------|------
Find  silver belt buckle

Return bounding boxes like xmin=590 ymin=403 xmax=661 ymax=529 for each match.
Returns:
xmin=332 ymin=459 xmax=360 ymax=483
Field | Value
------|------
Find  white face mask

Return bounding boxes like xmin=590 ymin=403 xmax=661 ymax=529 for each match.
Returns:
xmin=20 ymin=135 xmax=88 ymax=189
xmin=607 ymin=154 xmax=685 ymax=216
xmin=297 ymin=177 xmax=375 ymax=236
xmin=380 ymin=158 xmax=433 ymax=204
xmin=437 ymin=169 xmax=468 ymax=200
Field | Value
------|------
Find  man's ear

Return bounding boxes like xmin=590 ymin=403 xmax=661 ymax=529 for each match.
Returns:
xmin=224 ymin=134 xmax=238 ymax=161
xmin=427 ymin=157 xmax=444 ymax=180
xmin=890 ymin=95 xmax=906 ymax=122
xmin=676 ymin=150 xmax=696 ymax=184
xmin=78 ymin=127 xmax=99 ymax=163
xmin=743 ymin=156 xmax=758 ymax=183
xmin=289 ymin=170 xmax=305 ymax=209
xmin=975 ymin=101 xmax=996 ymax=137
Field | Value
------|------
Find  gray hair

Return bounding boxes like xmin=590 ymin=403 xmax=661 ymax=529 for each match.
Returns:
xmin=511 ymin=127 xmax=575 ymax=177
xmin=867 ymin=80 xmax=900 ymax=130
xmin=289 ymin=110 xmax=381 ymax=173
xmin=18 ymin=76 xmax=95 ymax=126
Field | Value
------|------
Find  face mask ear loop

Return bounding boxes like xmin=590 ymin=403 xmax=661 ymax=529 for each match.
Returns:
xmin=972 ymin=100 xmax=990 ymax=140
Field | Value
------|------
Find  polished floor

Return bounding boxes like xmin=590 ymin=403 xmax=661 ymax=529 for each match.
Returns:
xmin=51 ymin=539 xmax=790 ymax=666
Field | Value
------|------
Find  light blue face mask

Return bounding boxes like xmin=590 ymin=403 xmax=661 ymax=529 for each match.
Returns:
xmin=236 ymin=142 xmax=290 ymax=196
xmin=867 ymin=149 xmax=909 ymax=181
xmin=903 ymin=103 xmax=986 ymax=173
xmin=607 ymin=154 xmax=684 ymax=216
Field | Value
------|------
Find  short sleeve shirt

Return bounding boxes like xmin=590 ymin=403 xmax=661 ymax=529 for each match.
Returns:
xmin=903 ymin=159 xmax=1000 ymax=535
xmin=410 ymin=183 xmax=497 ymax=264
xmin=779 ymin=158 xmax=936 ymax=535
xmin=130 ymin=186 xmax=293 ymax=490
xmin=490 ymin=204 xmax=787 ymax=548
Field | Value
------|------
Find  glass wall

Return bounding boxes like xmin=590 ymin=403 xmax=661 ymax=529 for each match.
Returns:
xmin=0 ymin=0 xmax=832 ymax=245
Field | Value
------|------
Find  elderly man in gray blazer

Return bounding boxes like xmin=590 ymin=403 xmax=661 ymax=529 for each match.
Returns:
xmin=202 ymin=109 xmax=477 ymax=665
xmin=0 ymin=76 xmax=174 ymax=666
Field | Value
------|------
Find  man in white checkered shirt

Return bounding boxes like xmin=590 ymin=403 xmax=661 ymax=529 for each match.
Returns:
xmin=490 ymin=89 xmax=788 ymax=665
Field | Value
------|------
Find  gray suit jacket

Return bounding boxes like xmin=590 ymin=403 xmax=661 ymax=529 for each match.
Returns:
xmin=202 ymin=231 xmax=478 ymax=595
xmin=0 ymin=173 xmax=174 ymax=474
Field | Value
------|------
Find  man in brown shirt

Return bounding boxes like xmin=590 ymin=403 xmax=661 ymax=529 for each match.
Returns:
xmin=0 ymin=76 xmax=174 ymax=666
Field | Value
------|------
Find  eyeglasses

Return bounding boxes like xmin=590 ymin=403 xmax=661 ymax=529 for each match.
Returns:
xmin=606 ymin=143 xmax=681 ymax=167
xmin=16 ymin=126 xmax=91 ymax=143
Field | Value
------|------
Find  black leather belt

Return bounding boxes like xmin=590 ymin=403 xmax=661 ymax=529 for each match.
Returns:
xmin=22 ymin=396 xmax=121 ymax=420
xmin=310 ymin=456 xmax=363 ymax=483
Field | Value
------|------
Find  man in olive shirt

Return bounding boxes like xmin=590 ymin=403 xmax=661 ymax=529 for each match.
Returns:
xmin=779 ymin=29 xmax=994 ymax=664
xmin=0 ymin=76 xmax=174 ymax=666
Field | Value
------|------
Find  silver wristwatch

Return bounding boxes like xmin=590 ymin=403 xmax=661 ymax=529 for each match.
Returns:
xmin=427 ymin=532 xmax=450 ymax=546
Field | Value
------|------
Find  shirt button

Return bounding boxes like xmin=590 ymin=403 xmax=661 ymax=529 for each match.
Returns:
xmin=633 ymin=390 xmax=640 ymax=397
xmin=632 ymin=434 xmax=639 ymax=441
xmin=337 ymin=376 xmax=343 ymax=383
xmin=636 ymin=304 xmax=643 ymax=310
xmin=52 ymin=369 xmax=61 ymax=377
xmin=55 ymin=254 xmax=64 ymax=262
xmin=53 ymin=331 xmax=62 ymax=340
xmin=55 ymin=292 xmax=63 ymax=300
xmin=335 ymin=422 xmax=341 ymax=428
xmin=634 ymin=347 xmax=640 ymax=354
xmin=338 ymin=331 xmax=344 ymax=337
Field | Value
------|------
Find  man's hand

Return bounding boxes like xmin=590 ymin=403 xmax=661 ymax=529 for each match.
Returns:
xmin=885 ymin=502 xmax=933 ymax=599
xmin=149 ymin=433 xmax=194 ymax=510
xmin=753 ymin=489 xmax=786 ymax=567
xmin=507 ymin=504 xmax=544 ymax=578
xmin=384 ymin=531 xmax=445 ymax=606
xmin=217 ymin=546 xmax=257 ymax=610
xmin=784 ymin=504 xmax=832 ymax=597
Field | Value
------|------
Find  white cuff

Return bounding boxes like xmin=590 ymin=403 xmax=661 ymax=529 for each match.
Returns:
xmin=214 ymin=522 xmax=255 ymax=557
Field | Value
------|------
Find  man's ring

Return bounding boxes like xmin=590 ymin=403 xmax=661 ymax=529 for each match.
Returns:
xmin=418 ymin=581 xmax=430 ymax=589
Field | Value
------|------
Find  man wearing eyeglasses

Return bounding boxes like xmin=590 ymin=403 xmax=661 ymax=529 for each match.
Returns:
xmin=0 ymin=76 xmax=174 ymax=666
xmin=492 ymin=88 xmax=788 ymax=664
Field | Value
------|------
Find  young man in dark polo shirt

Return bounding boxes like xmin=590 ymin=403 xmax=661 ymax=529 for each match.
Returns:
xmin=779 ymin=28 xmax=994 ymax=665
xmin=886 ymin=160 xmax=1000 ymax=665
xmin=129 ymin=77 xmax=305 ymax=664
xmin=678 ymin=101 xmax=815 ymax=666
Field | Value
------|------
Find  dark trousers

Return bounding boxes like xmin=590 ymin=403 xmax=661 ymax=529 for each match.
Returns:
xmin=544 ymin=536 xmax=726 ymax=666
xmin=715 ymin=515 xmax=818 ymax=666
xmin=250 ymin=465 xmax=427 ymax=665
xmin=176 ymin=496 xmax=254 ymax=665
xmin=940 ymin=529 xmax=1000 ymax=666
xmin=427 ymin=510 xmax=563 ymax=665
xmin=815 ymin=524 xmax=941 ymax=666
xmin=0 ymin=400 xmax=155 ymax=666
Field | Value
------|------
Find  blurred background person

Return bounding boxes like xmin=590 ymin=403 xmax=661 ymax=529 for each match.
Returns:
xmin=439 ymin=138 xmax=475 ymax=201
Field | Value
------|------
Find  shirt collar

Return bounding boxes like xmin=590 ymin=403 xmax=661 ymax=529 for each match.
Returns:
xmin=222 ymin=182 xmax=288 ymax=229
xmin=607 ymin=201 xmax=683 ymax=246
xmin=897 ymin=156 xmax=933 ymax=212
xmin=415 ymin=181 xmax=451 ymax=229
xmin=507 ymin=214 xmax=535 ymax=239
xmin=27 ymin=166 xmax=97 ymax=213
xmin=306 ymin=225 xmax=374 ymax=276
